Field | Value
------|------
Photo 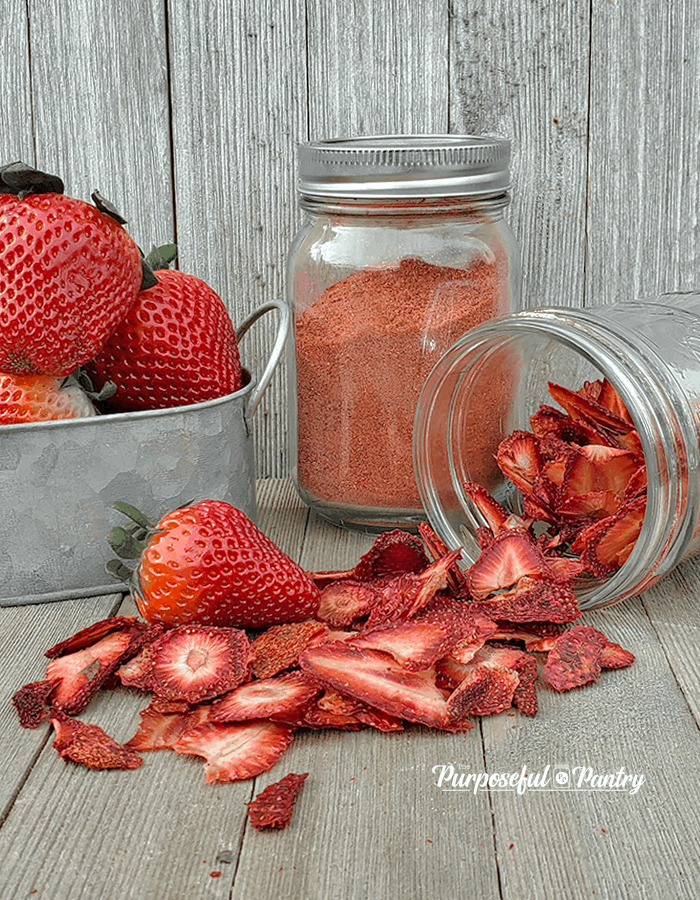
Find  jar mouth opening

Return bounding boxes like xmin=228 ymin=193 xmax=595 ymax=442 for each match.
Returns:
xmin=297 ymin=194 xmax=511 ymax=215
xmin=413 ymin=310 xmax=692 ymax=610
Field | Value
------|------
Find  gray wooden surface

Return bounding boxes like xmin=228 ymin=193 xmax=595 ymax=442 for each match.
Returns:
xmin=0 ymin=479 xmax=698 ymax=900
xmin=3 ymin=0 xmax=699 ymax=476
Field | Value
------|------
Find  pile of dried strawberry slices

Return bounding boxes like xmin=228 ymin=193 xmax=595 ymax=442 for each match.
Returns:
xmin=12 ymin=376 xmax=641 ymax=831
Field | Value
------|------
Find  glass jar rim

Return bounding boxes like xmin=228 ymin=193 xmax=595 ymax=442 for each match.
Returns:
xmin=413 ymin=306 xmax=699 ymax=609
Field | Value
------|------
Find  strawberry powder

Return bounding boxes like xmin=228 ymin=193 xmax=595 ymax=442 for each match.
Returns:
xmin=295 ymin=257 xmax=508 ymax=511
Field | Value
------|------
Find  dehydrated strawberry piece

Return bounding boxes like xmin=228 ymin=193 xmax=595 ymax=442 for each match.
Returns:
xmin=117 ymin=643 xmax=157 ymax=690
xmin=300 ymin=642 xmax=453 ymax=729
xmin=596 ymin=378 xmax=633 ymax=423
xmin=317 ymin=580 xmax=381 ymax=627
xmin=580 ymin=496 xmax=646 ymax=576
xmin=148 ymin=625 xmax=249 ymax=704
xmin=530 ymin=405 xmax=603 ymax=446
xmin=349 ymin=618 xmax=456 ymax=672
xmin=445 ymin=662 xmax=520 ymax=718
xmin=44 ymin=616 xmax=143 ymax=658
xmin=471 ymin=645 xmax=538 ymax=716
xmin=148 ymin=696 xmax=193 ymax=714
xmin=557 ymin=490 xmax=621 ymax=520
xmin=418 ymin=522 xmax=466 ymax=593
xmin=541 ymin=625 xmax=609 ymax=691
xmin=46 ymin=629 xmax=141 ymax=715
xmin=246 ymin=772 xmax=309 ymax=831
xmin=209 ymin=672 xmax=320 ymax=723
xmin=365 ymin=549 xmax=461 ymax=627
xmin=558 ymin=445 xmax=637 ymax=503
xmin=467 ymin=575 xmax=580 ymax=624
xmin=173 ymin=720 xmax=295 ymax=783
xmin=599 ymin=641 xmax=635 ymax=670
xmin=495 ymin=429 xmax=543 ymax=497
xmin=125 ymin=702 xmax=211 ymax=751
xmin=302 ymin=697 xmax=365 ymax=731
xmin=466 ymin=531 xmax=548 ymax=600
xmin=548 ymin=381 xmax=631 ymax=434
xmin=624 ymin=465 xmax=647 ymax=500
xmin=249 ymin=619 xmax=328 ymax=679
xmin=462 ymin=483 xmax=510 ymax=534
xmin=353 ymin=530 xmax=430 ymax=580
xmin=49 ymin=707 xmax=142 ymax=770
xmin=12 ymin=678 xmax=61 ymax=728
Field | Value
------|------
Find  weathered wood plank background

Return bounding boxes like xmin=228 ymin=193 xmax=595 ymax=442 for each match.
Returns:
xmin=2 ymin=0 xmax=699 ymax=476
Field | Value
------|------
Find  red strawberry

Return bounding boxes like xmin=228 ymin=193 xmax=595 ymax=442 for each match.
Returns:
xmin=0 ymin=163 xmax=143 ymax=375
xmin=86 ymin=265 xmax=244 ymax=412
xmin=50 ymin=707 xmax=143 ymax=770
xmin=246 ymin=772 xmax=309 ymax=830
xmin=0 ymin=372 xmax=96 ymax=424
xmin=110 ymin=500 xmax=321 ymax=629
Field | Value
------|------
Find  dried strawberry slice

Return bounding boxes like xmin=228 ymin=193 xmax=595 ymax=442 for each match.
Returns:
xmin=416 ymin=596 xmax=497 ymax=664
xmin=624 ymin=465 xmax=647 ymax=499
xmin=147 ymin=625 xmax=250 ymax=704
xmin=12 ymin=678 xmax=61 ymax=728
xmin=558 ymin=445 xmax=638 ymax=503
xmin=302 ymin=694 xmax=366 ymax=731
xmin=44 ymin=616 xmax=142 ymax=658
xmin=466 ymin=531 xmax=548 ymax=600
xmin=246 ymin=772 xmax=309 ymax=830
xmin=541 ymin=625 xmax=608 ymax=691
xmin=49 ymin=707 xmax=142 ymax=770
xmin=557 ymin=490 xmax=621 ymax=520
xmin=596 ymin=378 xmax=633 ymax=423
xmin=548 ymin=381 xmax=631 ymax=434
xmin=249 ymin=620 xmax=328 ymax=679
xmin=495 ymin=429 xmax=543 ymax=496
xmin=349 ymin=618 xmax=457 ymax=672
xmin=467 ymin=575 xmax=580 ymax=624
xmin=317 ymin=580 xmax=381 ymax=627
xmin=46 ymin=629 xmax=142 ymax=715
xmin=471 ymin=645 xmax=538 ymax=716
xmin=209 ymin=672 xmax=320 ymax=723
xmin=365 ymin=549 xmax=461 ymax=627
xmin=125 ymin=702 xmax=211 ymax=751
xmin=443 ymin=661 xmax=520 ymax=718
xmin=311 ymin=530 xmax=429 ymax=585
xmin=462 ymin=483 xmax=510 ymax=534
xmin=580 ymin=496 xmax=646 ymax=576
xmin=300 ymin=642 xmax=454 ymax=729
xmin=173 ymin=720 xmax=295 ymax=783
xmin=530 ymin=405 xmax=604 ymax=446
xmin=599 ymin=641 xmax=635 ymax=670
xmin=418 ymin=522 xmax=466 ymax=593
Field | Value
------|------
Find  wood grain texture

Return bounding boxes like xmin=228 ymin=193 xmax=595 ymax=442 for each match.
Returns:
xmin=168 ymin=0 xmax=307 ymax=479
xmin=26 ymin=0 xmax=173 ymax=250
xmin=450 ymin=0 xmax=590 ymax=311
xmin=1 ymin=0 xmax=34 ymax=165
xmin=586 ymin=0 xmax=700 ymax=305
xmin=306 ymin=0 xmax=449 ymax=137
xmin=481 ymin=598 xmax=700 ymax=900
xmin=0 ymin=594 xmax=123 ymax=821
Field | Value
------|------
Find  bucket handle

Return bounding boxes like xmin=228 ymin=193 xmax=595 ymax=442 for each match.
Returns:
xmin=235 ymin=298 xmax=290 ymax=418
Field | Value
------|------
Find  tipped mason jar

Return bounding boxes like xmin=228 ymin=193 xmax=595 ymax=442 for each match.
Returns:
xmin=413 ymin=295 xmax=700 ymax=609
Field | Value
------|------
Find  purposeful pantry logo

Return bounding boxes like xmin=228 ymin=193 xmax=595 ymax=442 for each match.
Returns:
xmin=432 ymin=763 xmax=645 ymax=795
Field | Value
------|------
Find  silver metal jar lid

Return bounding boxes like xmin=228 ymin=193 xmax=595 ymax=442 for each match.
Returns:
xmin=297 ymin=135 xmax=511 ymax=200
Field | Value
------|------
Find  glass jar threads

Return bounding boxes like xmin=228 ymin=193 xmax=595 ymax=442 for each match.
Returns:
xmin=413 ymin=294 xmax=700 ymax=610
xmin=287 ymin=135 xmax=521 ymax=531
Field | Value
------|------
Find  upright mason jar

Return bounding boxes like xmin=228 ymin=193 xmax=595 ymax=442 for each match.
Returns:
xmin=413 ymin=294 xmax=700 ymax=610
xmin=287 ymin=135 xmax=521 ymax=531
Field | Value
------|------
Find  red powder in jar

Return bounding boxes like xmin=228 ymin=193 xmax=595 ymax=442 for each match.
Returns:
xmin=296 ymin=257 xmax=507 ymax=510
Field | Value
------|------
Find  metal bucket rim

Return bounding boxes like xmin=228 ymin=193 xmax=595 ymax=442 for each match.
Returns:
xmin=0 ymin=371 xmax=257 ymax=436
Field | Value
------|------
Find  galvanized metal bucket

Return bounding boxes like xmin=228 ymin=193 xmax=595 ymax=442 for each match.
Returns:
xmin=0 ymin=298 xmax=289 ymax=606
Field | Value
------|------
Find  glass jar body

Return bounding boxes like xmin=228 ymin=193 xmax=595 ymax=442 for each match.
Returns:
xmin=287 ymin=198 xmax=521 ymax=531
xmin=413 ymin=294 xmax=700 ymax=609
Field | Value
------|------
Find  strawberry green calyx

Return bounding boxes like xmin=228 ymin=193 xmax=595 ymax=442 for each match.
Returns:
xmin=146 ymin=243 xmax=178 ymax=271
xmin=0 ymin=161 xmax=64 ymax=197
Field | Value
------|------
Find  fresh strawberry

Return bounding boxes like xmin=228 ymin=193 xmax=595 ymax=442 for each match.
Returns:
xmin=246 ymin=772 xmax=309 ymax=830
xmin=173 ymin=720 xmax=296 ymax=783
xmin=109 ymin=500 xmax=321 ymax=629
xmin=144 ymin=624 xmax=249 ymax=704
xmin=0 ymin=163 xmax=143 ymax=375
xmin=0 ymin=372 xmax=97 ymax=424
xmin=86 ymin=262 xmax=244 ymax=412
xmin=50 ymin=707 xmax=142 ymax=770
